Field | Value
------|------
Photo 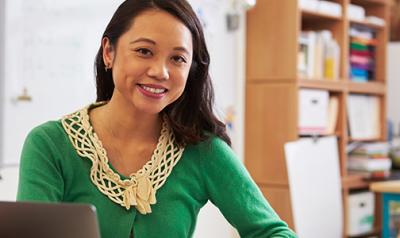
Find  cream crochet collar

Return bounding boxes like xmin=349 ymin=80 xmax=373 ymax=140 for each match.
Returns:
xmin=61 ymin=102 xmax=185 ymax=214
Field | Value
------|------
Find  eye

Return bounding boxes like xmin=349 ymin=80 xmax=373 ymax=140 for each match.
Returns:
xmin=135 ymin=48 xmax=153 ymax=57
xmin=171 ymin=55 xmax=187 ymax=65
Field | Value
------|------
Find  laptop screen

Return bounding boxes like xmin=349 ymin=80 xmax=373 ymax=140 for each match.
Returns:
xmin=0 ymin=201 xmax=101 ymax=238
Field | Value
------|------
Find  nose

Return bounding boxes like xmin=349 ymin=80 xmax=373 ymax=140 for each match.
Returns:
xmin=147 ymin=58 xmax=169 ymax=81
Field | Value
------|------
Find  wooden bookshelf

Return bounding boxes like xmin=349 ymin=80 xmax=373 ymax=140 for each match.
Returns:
xmin=245 ymin=0 xmax=390 ymax=237
xmin=298 ymin=79 xmax=346 ymax=91
xmin=347 ymin=81 xmax=386 ymax=94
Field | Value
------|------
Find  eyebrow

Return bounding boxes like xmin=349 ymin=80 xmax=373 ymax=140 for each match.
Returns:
xmin=130 ymin=38 xmax=156 ymax=45
xmin=130 ymin=37 xmax=191 ymax=55
xmin=173 ymin=46 xmax=191 ymax=56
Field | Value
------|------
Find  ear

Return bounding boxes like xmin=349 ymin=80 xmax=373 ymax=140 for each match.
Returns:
xmin=102 ymin=37 xmax=115 ymax=69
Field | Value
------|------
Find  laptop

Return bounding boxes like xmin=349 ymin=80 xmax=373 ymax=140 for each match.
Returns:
xmin=0 ymin=201 xmax=101 ymax=238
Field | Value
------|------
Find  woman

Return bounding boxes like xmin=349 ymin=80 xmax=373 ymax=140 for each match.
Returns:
xmin=17 ymin=0 xmax=297 ymax=237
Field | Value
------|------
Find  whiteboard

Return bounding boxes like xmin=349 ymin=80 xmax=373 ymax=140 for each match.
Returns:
xmin=1 ymin=0 xmax=123 ymax=165
xmin=285 ymin=136 xmax=343 ymax=238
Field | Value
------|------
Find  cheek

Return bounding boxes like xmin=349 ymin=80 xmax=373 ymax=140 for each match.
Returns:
xmin=112 ymin=63 xmax=143 ymax=87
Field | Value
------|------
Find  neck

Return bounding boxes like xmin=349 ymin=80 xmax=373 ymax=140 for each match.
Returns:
xmin=96 ymin=98 xmax=162 ymax=143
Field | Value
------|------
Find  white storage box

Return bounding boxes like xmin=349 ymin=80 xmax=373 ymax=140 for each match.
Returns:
xmin=347 ymin=192 xmax=375 ymax=236
xmin=298 ymin=89 xmax=329 ymax=135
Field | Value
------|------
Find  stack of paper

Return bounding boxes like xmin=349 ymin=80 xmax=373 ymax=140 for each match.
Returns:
xmin=348 ymin=158 xmax=391 ymax=172
xmin=351 ymin=142 xmax=391 ymax=157
xmin=349 ymin=26 xmax=376 ymax=82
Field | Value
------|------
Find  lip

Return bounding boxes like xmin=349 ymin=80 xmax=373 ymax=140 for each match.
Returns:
xmin=137 ymin=84 xmax=167 ymax=99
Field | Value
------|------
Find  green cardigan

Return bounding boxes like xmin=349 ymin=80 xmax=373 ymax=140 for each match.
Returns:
xmin=17 ymin=120 xmax=296 ymax=238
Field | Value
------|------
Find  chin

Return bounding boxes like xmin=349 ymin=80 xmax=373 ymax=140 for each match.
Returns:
xmin=135 ymin=104 xmax=165 ymax=115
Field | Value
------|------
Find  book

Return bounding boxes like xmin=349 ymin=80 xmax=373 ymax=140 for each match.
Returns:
xmin=348 ymin=157 xmax=392 ymax=172
xmin=351 ymin=142 xmax=391 ymax=157
xmin=326 ymin=95 xmax=339 ymax=134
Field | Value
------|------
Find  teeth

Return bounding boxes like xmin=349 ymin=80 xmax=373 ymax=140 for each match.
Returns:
xmin=142 ymin=85 xmax=166 ymax=94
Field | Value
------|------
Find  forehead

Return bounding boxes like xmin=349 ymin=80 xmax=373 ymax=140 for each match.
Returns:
xmin=123 ymin=9 xmax=193 ymax=50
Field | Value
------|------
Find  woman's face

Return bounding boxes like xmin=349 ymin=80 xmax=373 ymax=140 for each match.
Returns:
xmin=103 ymin=9 xmax=193 ymax=115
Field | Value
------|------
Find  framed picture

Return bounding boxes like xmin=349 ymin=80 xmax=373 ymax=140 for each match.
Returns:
xmin=391 ymin=0 xmax=400 ymax=41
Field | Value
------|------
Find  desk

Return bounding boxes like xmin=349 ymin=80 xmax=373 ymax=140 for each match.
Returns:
xmin=371 ymin=181 xmax=400 ymax=238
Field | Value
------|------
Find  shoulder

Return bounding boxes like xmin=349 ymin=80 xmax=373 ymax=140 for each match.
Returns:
xmin=27 ymin=120 xmax=65 ymax=141
xmin=23 ymin=120 xmax=69 ymax=154
xmin=187 ymin=135 xmax=233 ymax=158
xmin=184 ymin=135 xmax=239 ymax=171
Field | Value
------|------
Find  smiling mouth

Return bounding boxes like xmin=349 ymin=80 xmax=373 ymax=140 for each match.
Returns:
xmin=138 ymin=84 xmax=168 ymax=94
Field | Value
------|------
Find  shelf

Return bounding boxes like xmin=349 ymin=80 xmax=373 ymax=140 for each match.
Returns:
xmin=299 ymin=132 xmax=342 ymax=138
xmin=301 ymin=10 xmax=342 ymax=22
xmin=298 ymin=79 xmax=346 ymax=92
xmin=350 ymin=0 xmax=389 ymax=6
xmin=342 ymin=174 xmax=370 ymax=190
xmin=349 ymin=137 xmax=383 ymax=142
xmin=350 ymin=20 xmax=385 ymax=30
xmin=347 ymin=81 xmax=386 ymax=95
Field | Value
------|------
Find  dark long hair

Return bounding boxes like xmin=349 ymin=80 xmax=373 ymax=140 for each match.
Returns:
xmin=94 ymin=0 xmax=231 ymax=146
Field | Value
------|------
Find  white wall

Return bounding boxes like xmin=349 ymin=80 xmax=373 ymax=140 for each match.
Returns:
xmin=1 ymin=1 xmax=117 ymax=166
xmin=387 ymin=43 xmax=400 ymax=136
xmin=0 ymin=165 xmax=19 ymax=201
xmin=0 ymin=0 xmax=5 ymax=168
